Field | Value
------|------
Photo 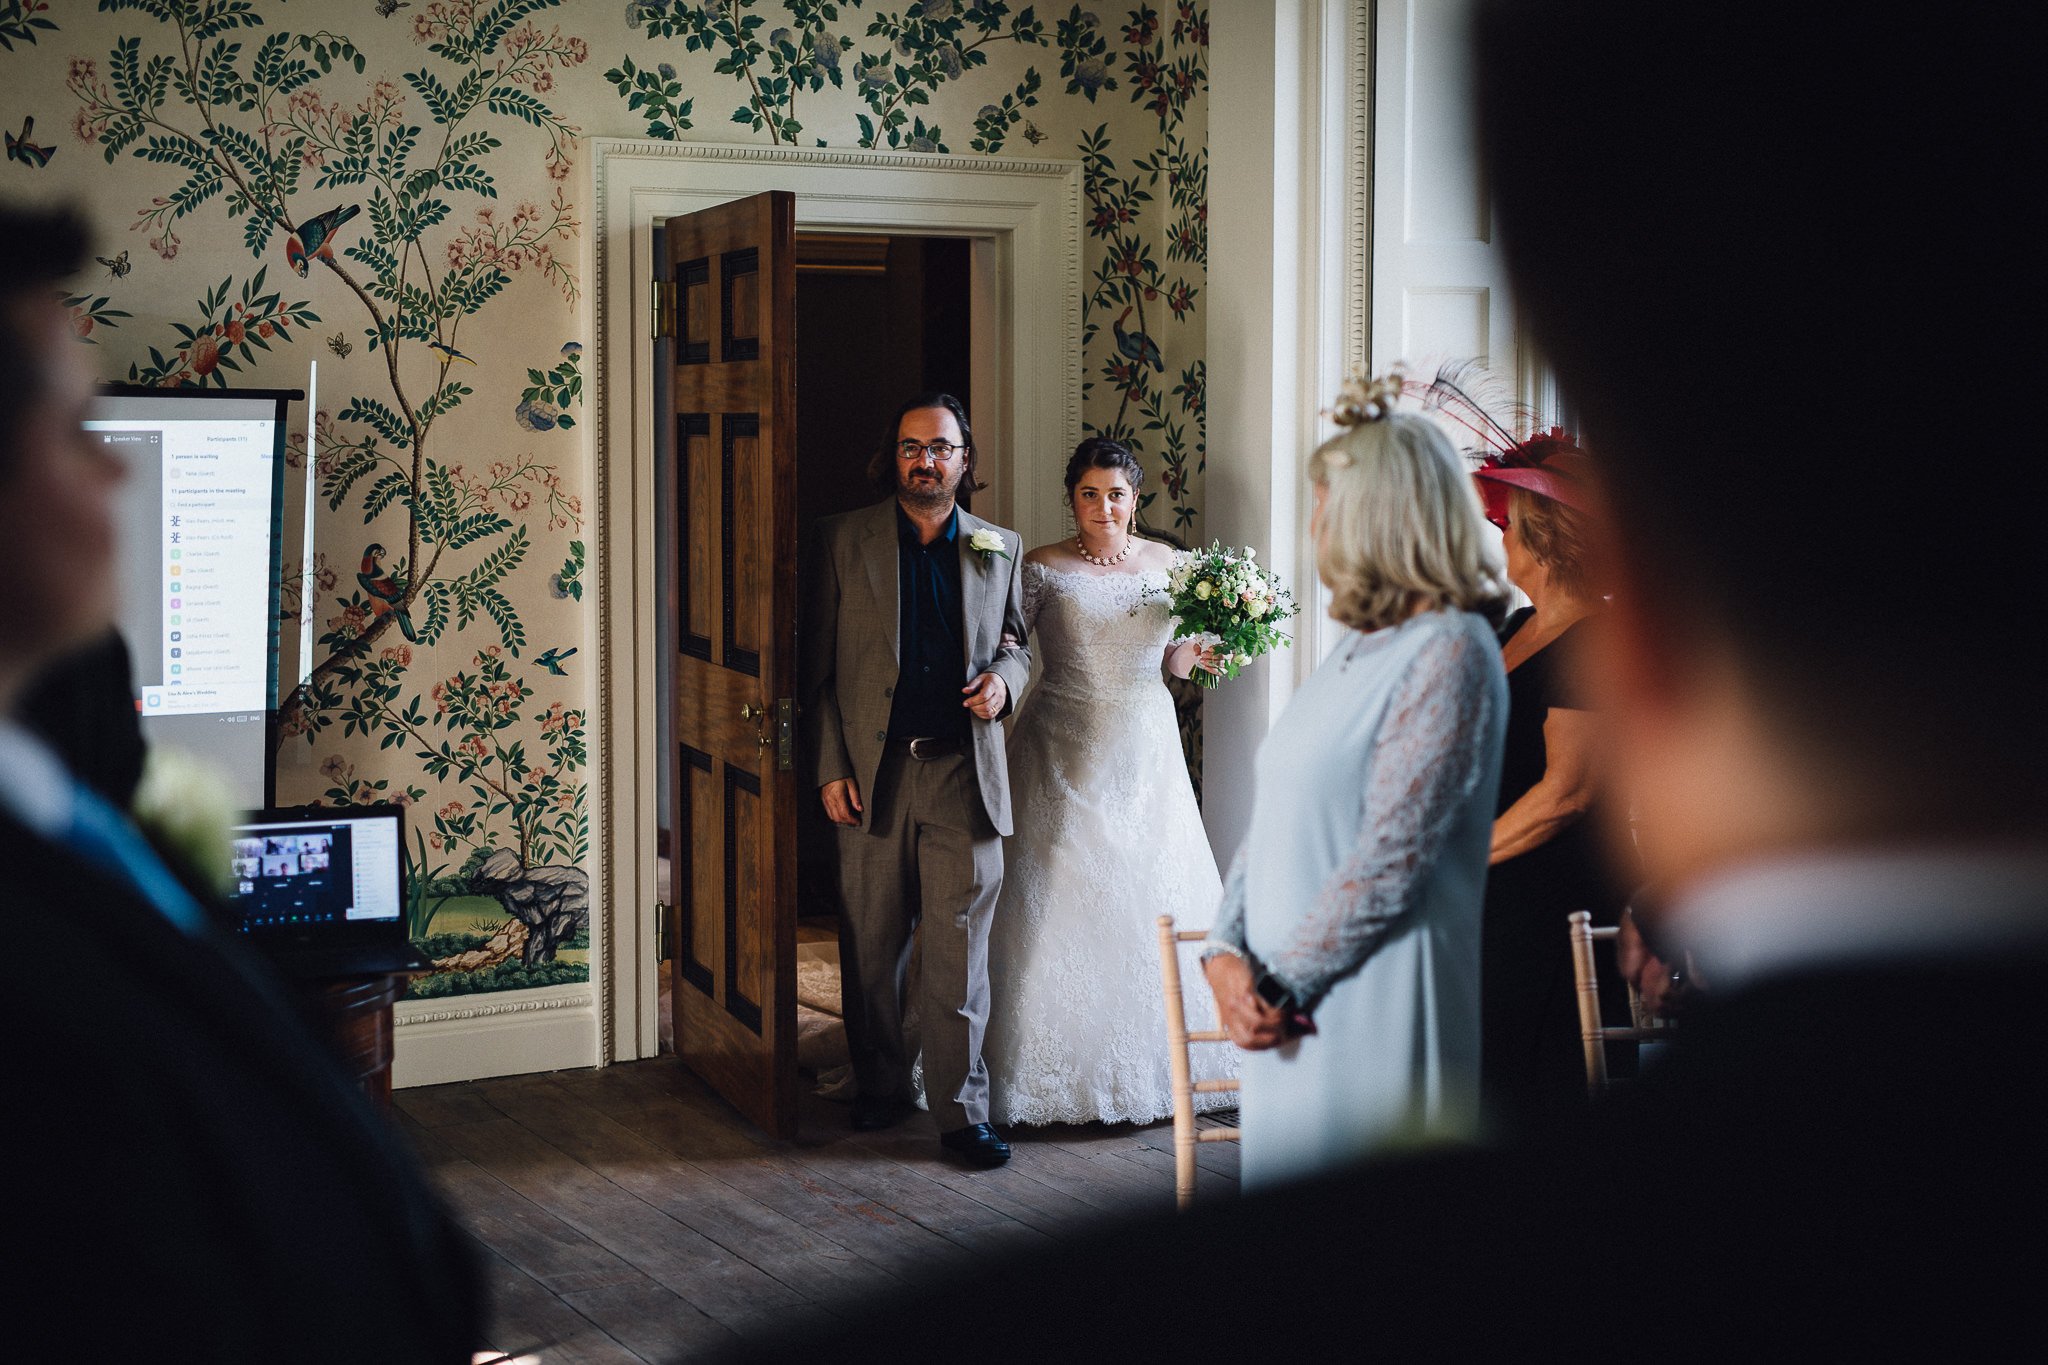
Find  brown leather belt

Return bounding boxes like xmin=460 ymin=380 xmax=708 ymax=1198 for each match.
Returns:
xmin=895 ymin=736 xmax=965 ymax=760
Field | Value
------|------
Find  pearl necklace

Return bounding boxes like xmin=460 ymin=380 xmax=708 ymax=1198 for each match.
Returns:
xmin=1075 ymin=533 xmax=1135 ymax=567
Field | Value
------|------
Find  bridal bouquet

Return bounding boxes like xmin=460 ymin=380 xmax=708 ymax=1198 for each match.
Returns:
xmin=1165 ymin=543 xmax=1300 ymax=689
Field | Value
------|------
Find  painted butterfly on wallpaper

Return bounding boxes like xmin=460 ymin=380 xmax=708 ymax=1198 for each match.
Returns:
xmin=96 ymin=251 xmax=132 ymax=281
xmin=5 ymin=116 xmax=54 ymax=168
xmin=375 ymin=0 xmax=411 ymax=16
xmin=327 ymin=332 xmax=354 ymax=358
xmin=1022 ymin=121 xmax=1047 ymax=146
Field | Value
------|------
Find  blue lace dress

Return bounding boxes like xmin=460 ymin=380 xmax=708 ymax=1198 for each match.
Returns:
xmin=1208 ymin=609 xmax=1507 ymax=1188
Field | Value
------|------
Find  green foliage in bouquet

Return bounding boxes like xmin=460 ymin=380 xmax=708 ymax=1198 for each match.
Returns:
xmin=1164 ymin=542 xmax=1298 ymax=690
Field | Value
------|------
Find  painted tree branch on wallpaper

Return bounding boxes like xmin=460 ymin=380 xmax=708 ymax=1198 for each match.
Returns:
xmin=23 ymin=0 xmax=1207 ymax=1003
xmin=617 ymin=0 xmax=856 ymax=145
xmin=70 ymin=0 xmax=586 ymax=739
xmin=65 ymin=0 xmax=594 ymax=997
xmin=1080 ymin=115 xmax=1203 ymax=533
xmin=612 ymin=1 xmax=1119 ymax=153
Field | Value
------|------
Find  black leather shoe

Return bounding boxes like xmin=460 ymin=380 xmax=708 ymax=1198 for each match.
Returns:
xmin=939 ymin=1123 xmax=1011 ymax=1168
xmin=851 ymin=1095 xmax=913 ymax=1132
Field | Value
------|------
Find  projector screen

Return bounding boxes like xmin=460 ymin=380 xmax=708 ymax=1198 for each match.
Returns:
xmin=86 ymin=386 xmax=293 ymax=809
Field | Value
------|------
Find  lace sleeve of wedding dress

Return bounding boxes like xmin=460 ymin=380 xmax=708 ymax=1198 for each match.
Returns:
xmin=1265 ymin=623 xmax=1497 ymax=1008
xmin=1021 ymin=561 xmax=1046 ymax=634
xmin=1203 ymin=847 xmax=1251 ymax=959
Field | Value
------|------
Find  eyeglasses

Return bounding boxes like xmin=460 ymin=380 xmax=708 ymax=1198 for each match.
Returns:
xmin=898 ymin=440 xmax=965 ymax=463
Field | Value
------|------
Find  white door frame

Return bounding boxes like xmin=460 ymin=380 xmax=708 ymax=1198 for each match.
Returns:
xmin=589 ymin=138 xmax=1084 ymax=1066
xmin=1205 ymin=0 xmax=1370 ymax=868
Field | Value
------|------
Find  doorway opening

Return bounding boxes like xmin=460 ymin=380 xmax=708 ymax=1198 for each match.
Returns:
xmin=656 ymin=230 xmax=977 ymax=1078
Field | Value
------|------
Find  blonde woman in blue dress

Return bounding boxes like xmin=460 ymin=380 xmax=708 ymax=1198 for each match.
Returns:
xmin=1201 ymin=391 xmax=1510 ymax=1189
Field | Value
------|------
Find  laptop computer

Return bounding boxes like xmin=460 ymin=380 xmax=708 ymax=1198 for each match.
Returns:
xmin=227 ymin=804 xmax=434 ymax=978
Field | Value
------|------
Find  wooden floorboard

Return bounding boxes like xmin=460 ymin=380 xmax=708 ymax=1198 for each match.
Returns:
xmin=402 ymin=1058 xmax=1240 ymax=1359
xmin=472 ymin=1248 xmax=650 ymax=1365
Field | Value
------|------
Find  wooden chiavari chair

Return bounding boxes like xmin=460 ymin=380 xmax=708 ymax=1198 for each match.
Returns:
xmin=1567 ymin=909 xmax=1676 ymax=1097
xmin=1156 ymin=914 xmax=1240 ymax=1209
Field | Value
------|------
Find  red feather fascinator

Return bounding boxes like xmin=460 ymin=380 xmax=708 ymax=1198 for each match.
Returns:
xmin=1404 ymin=363 xmax=1593 ymax=530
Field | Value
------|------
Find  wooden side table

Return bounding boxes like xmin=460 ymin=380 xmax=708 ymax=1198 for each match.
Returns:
xmin=295 ymin=972 xmax=408 ymax=1107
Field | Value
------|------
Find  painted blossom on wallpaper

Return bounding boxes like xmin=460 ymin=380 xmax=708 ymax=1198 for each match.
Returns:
xmin=514 ymin=339 xmax=581 ymax=432
xmin=1082 ymin=119 xmax=1201 ymax=532
xmin=67 ymin=1 xmax=587 ymax=724
xmin=0 ymin=0 xmax=54 ymax=53
xmin=58 ymin=0 xmax=594 ymax=996
xmin=606 ymin=1 xmax=1210 ymax=535
xmin=611 ymin=0 xmax=1109 ymax=152
xmin=10 ymin=0 xmax=1208 ymax=997
xmin=122 ymin=269 xmax=322 ymax=387
xmin=62 ymin=289 xmax=132 ymax=340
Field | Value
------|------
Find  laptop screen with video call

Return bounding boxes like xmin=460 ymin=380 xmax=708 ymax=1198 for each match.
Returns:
xmin=227 ymin=807 xmax=403 ymax=935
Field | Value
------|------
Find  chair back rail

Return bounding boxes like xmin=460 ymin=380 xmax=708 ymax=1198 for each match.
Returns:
xmin=1568 ymin=910 xmax=1677 ymax=1098
xmin=1156 ymin=914 xmax=1242 ymax=1210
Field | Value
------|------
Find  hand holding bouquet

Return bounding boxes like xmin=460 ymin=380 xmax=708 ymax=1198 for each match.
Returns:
xmin=1164 ymin=543 xmax=1300 ymax=689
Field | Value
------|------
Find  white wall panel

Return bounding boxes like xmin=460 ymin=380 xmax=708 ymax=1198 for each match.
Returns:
xmin=1372 ymin=0 xmax=1517 ymax=378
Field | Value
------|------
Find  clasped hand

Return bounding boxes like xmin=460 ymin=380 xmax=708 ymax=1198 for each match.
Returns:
xmin=961 ymin=670 xmax=1007 ymax=720
xmin=1202 ymin=953 xmax=1293 ymax=1051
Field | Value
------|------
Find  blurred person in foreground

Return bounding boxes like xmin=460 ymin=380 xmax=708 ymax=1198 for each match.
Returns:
xmin=731 ymin=4 xmax=2040 ymax=1355
xmin=0 ymin=203 xmax=482 ymax=1363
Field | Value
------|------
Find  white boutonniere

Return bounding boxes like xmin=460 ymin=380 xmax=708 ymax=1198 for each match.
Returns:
xmin=967 ymin=527 xmax=1011 ymax=563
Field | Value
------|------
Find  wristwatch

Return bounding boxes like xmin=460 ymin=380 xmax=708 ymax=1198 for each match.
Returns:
xmin=1252 ymin=967 xmax=1298 ymax=1013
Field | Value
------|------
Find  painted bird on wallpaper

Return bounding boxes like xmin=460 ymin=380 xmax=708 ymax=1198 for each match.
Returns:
xmin=427 ymin=340 xmax=476 ymax=366
xmin=358 ymin=543 xmax=419 ymax=643
xmin=534 ymin=647 xmax=577 ymax=676
xmin=5 ymin=116 xmax=54 ymax=168
xmin=1113 ymin=306 xmax=1164 ymax=372
xmin=284 ymin=204 xmax=360 ymax=277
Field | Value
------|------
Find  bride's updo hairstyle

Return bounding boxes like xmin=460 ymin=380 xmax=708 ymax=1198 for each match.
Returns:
xmin=1063 ymin=436 xmax=1145 ymax=500
xmin=1308 ymin=410 xmax=1508 ymax=633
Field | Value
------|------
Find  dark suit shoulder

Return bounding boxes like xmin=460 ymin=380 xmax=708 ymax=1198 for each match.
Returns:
xmin=1 ymin=812 xmax=482 ymax=1362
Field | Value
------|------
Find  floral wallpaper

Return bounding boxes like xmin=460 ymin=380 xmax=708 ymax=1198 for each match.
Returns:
xmin=2 ymin=0 xmax=1207 ymax=1003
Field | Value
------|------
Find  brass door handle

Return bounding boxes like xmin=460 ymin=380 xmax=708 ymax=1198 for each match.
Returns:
xmin=740 ymin=702 xmax=762 ymax=721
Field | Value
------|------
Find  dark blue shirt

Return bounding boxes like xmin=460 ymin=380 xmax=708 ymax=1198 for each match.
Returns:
xmin=888 ymin=505 xmax=970 ymax=743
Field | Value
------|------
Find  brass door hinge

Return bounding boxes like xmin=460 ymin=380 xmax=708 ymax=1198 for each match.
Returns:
xmin=775 ymin=698 xmax=795 ymax=771
xmin=655 ymin=899 xmax=670 ymax=960
xmin=651 ymin=277 xmax=677 ymax=339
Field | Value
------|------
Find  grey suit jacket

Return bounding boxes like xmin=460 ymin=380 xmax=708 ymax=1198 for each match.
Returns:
xmin=801 ymin=497 xmax=1032 ymax=837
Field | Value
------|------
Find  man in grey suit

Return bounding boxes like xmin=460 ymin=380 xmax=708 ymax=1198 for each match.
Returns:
xmin=801 ymin=392 xmax=1030 ymax=1168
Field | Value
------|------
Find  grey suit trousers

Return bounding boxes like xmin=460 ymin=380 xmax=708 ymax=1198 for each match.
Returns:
xmin=835 ymin=744 xmax=1002 ymax=1131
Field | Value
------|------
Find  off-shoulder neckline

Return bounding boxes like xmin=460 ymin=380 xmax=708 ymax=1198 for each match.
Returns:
xmin=1023 ymin=560 xmax=1168 ymax=582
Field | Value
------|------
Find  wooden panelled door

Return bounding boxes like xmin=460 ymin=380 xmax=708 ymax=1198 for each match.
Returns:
xmin=661 ymin=192 xmax=799 ymax=1138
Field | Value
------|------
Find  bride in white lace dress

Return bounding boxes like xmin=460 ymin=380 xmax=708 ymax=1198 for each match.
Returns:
xmin=984 ymin=439 xmax=1239 ymax=1126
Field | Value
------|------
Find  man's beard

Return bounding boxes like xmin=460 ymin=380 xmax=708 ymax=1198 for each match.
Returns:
xmin=897 ymin=465 xmax=960 ymax=510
